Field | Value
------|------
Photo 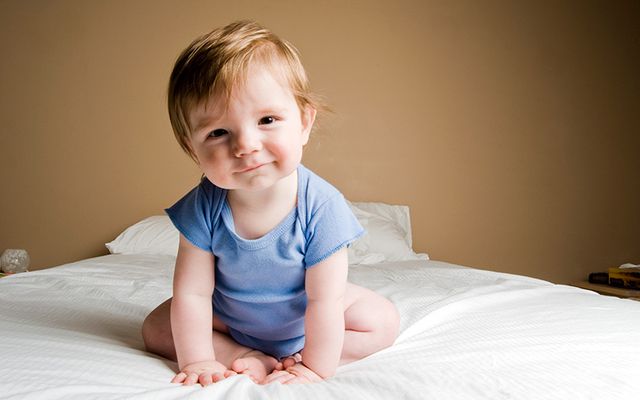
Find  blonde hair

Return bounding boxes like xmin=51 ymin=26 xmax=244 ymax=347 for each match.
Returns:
xmin=168 ymin=20 xmax=322 ymax=160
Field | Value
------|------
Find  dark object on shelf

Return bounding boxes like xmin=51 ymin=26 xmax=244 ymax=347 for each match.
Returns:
xmin=608 ymin=267 xmax=640 ymax=290
xmin=588 ymin=272 xmax=609 ymax=285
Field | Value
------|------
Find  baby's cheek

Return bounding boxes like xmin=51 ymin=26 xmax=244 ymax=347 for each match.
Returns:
xmin=276 ymin=140 xmax=303 ymax=162
xmin=207 ymin=173 xmax=233 ymax=189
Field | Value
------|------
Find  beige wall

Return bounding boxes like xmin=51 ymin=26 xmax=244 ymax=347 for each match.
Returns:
xmin=1 ymin=0 xmax=638 ymax=284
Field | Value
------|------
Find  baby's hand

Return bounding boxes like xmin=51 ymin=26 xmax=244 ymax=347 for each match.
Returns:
xmin=172 ymin=360 xmax=236 ymax=386
xmin=263 ymin=360 xmax=322 ymax=385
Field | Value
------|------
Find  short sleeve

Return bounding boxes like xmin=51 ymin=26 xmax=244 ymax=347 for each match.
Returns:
xmin=165 ymin=178 xmax=223 ymax=252
xmin=304 ymin=194 xmax=364 ymax=268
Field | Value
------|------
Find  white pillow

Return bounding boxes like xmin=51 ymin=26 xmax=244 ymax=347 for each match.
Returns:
xmin=106 ymin=202 xmax=428 ymax=265
xmin=347 ymin=201 xmax=428 ymax=265
xmin=106 ymin=216 xmax=179 ymax=256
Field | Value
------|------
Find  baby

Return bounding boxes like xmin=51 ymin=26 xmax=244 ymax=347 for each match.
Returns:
xmin=142 ymin=20 xmax=400 ymax=386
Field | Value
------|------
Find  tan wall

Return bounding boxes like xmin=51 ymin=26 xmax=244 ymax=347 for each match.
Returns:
xmin=1 ymin=0 xmax=638 ymax=284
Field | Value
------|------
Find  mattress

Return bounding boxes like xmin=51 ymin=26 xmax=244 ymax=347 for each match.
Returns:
xmin=1 ymin=254 xmax=639 ymax=399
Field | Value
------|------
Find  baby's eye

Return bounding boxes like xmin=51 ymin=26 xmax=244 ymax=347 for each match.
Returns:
xmin=209 ymin=129 xmax=228 ymax=138
xmin=258 ymin=116 xmax=275 ymax=125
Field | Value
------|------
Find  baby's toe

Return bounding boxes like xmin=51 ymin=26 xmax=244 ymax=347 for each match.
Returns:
xmin=230 ymin=358 xmax=250 ymax=374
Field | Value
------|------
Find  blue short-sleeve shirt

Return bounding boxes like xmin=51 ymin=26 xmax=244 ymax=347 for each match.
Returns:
xmin=165 ymin=165 xmax=363 ymax=358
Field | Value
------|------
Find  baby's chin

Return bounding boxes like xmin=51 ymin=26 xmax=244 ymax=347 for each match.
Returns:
xmin=208 ymin=164 xmax=298 ymax=192
xmin=240 ymin=175 xmax=284 ymax=192
xmin=211 ymin=175 xmax=280 ymax=193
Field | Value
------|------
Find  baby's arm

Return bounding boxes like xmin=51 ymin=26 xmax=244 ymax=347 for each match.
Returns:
xmin=300 ymin=247 xmax=349 ymax=378
xmin=171 ymin=234 xmax=232 ymax=385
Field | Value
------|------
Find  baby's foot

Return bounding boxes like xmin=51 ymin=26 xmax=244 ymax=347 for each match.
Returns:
xmin=230 ymin=350 xmax=278 ymax=384
xmin=274 ymin=353 xmax=302 ymax=370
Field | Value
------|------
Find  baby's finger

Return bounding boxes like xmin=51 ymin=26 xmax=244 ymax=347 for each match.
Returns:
xmin=277 ymin=375 xmax=297 ymax=385
xmin=284 ymin=375 xmax=311 ymax=385
xmin=271 ymin=373 xmax=296 ymax=385
xmin=262 ymin=370 xmax=291 ymax=385
xmin=199 ymin=373 xmax=214 ymax=386
xmin=224 ymin=370 xmax=237 ymax=378
xmin=171 ymin=372 xmax=187 ymax=384
xmin=184 ymin=372 xmax=199 ymax=386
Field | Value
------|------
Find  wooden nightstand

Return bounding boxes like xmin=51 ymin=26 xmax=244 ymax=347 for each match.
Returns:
xmin=573 ymin=281 xmax=640 ymax=300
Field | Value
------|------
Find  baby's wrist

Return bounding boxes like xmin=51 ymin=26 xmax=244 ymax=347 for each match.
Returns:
xmin=180 ymin=358 xmax=220 ymax=371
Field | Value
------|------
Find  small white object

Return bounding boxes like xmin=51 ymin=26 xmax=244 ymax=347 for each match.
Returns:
xmin=619 ymin=263 xmax=640 ymax=269
xmin=1 ymin=249 xmax=30 ymax=274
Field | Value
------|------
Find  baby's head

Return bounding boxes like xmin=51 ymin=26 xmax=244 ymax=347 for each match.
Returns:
xmin=168 ymin=20 xmax=320 ymax=161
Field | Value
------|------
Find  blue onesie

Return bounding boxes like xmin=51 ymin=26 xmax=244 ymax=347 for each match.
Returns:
xmin=165 ymin=165 xmax=364 ymax=359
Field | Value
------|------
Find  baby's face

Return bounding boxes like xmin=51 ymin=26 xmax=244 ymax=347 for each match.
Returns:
xmin=187 ymin=64 xmax=315 ymax=192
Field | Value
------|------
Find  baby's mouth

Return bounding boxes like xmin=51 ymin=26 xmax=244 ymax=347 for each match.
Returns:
xmin=238 ymin=163 xmax=266 ymax=173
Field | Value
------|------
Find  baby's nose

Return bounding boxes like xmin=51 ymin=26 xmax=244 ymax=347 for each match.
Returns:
xmin=232 ymin=129 xmax=262 ymax=157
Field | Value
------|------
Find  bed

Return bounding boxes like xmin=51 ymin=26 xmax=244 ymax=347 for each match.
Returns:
xmin=1 ymin=203 xmax=639 ymax=399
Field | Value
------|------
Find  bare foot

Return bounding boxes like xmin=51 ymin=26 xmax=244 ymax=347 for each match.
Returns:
xmin=230 ymin=350 xmax=278 ymax=384
xmin=274 ymin=353 xmax=302 ymax=370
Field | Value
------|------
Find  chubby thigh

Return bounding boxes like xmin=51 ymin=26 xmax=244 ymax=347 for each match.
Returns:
xmin=343 ymin=282 xmax=396 ymax=331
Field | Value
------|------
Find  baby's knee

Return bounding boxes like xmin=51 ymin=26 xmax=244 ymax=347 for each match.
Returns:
xmin=141 ymin=314 xmax=158 ymax=350
xmin=141 ymin=310 xmax=172 ymax=353
xmin=378 ymin=300 xmax=400 ymax=345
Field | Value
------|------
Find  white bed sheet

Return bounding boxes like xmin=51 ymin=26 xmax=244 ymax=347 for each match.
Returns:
xmin=1 ymin=254 xmax=639 ymax=399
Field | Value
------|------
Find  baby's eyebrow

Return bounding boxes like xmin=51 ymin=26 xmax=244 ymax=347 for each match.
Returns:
xmin=257 ymin=107 xmax=287 ymax=116
xmin=191 ymin=114 xmax=221 ymax=133
xmin=192 ymin=117 xmax=212 ymax=132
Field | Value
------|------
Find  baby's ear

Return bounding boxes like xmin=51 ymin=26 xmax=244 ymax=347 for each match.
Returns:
xmin=301 ymin=106 xmax=317 ymax=145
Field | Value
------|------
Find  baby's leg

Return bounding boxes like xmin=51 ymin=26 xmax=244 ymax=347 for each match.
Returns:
xmin=340 ymin=283 xmax=400 ymax=364
xmin=142 ymin=298 xmax=278 ymax=383
xmin=276 ymin=283 xmax=399 ymax=371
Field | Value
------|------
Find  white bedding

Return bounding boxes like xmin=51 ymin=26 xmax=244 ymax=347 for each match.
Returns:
xmin=1 ymin=254 xmax=639 ymax=399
